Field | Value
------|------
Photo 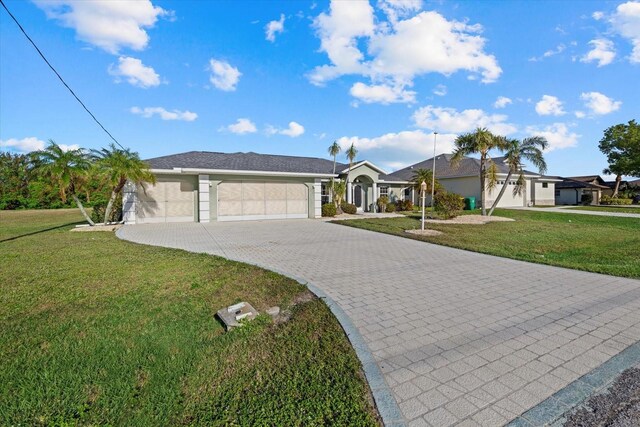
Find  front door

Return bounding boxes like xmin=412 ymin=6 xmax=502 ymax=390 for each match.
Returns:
xmin=354 ymin=185 xmax=362 ymax=208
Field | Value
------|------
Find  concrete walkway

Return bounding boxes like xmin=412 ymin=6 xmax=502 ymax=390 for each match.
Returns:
xmin=118 ymin=220 xmax=640 ymax=426
xmin=509 ymin=206 xmax=640 ymax=218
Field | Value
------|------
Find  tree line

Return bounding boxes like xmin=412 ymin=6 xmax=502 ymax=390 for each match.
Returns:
xmin=0 ymin=140 xmax=154 ymax=225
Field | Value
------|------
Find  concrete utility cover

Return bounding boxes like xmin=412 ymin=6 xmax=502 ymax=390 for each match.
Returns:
xmin=216 ymin=301 xmax=258 ymax=330
xmin=119 ymin=220 xmax=640 ymax=426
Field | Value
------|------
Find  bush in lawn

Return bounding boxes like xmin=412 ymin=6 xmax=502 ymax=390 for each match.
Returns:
xmin=601 ymin=195 xmax=633 ymax=205
xmin=321 ymin=203 xmax=337 ymax=217
xmin=386 ymin=203 xmax=396 ymax=213
xmin=581 ymin=193 xmax=593 ymax=205
xmin=90 ymin=195 xmax=123 ymax=223
xmin=434 ymin=192 xmax=464 ymax=219
xmin=340 ymin=202 xmax=357 ymax=214
xmin=402 ymin=200 xmax=414 ymax=211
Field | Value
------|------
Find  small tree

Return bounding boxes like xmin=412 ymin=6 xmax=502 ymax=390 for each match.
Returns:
xmin=452 ymin=128 xmax=508 ymax=216
xmin=331 ymin=179 xmax=346 ymax=211
xmin=30 ymin=140 xmax=95 ymax=225
xmin=599 ymin=120 xmax=640 ymax=197
xmin=488 ymin=136 xmax=548 ymax=216
xmin=410 ymin=168 xmax=442 ymax=205
xmin=92 ymin=144 xmax=155 ymax=223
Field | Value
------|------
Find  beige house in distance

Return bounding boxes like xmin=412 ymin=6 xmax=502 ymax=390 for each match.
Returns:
xmin=123 ymin=151 xmax=560 ymax=224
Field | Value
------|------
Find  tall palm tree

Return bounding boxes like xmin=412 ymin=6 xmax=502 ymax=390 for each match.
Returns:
xmin=487 ymin=136 xmax=548 ymax=216
xmin=345 ymin=143 xmax=358 ymax=183
xmin=328 ymin=140 xmax=341 ymax=175
xmin=31 ymin=140 xmax=95 ymax=225
xmin=411 ymin=168 xmax=441 ymax=197
xmin=92 ymin=144 xmax=156 ymax=223
xmin=452 ymin=128 xmax=508 ymax=216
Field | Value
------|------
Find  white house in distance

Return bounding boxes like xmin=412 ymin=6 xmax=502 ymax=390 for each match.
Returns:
xmin=123 ymin=151 xmax=560 ymax=224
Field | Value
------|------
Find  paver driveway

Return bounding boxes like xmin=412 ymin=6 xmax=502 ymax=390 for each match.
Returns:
xmin=119 ymin=220 xmax=640 ymax=426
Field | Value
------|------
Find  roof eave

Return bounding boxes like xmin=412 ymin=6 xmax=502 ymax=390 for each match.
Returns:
xmin=150 ymin=168 xmax=338 ymax=178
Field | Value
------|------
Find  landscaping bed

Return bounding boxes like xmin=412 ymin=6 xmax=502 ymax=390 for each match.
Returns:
xmin=0 ymin=209 xmax=379 ymax=426
xmin=335 ymin=209 xmax=640 ymax=279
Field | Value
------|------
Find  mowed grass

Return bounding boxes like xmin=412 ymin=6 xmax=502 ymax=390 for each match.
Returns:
xmin=0 ymin=209 xmax=378 ymax=426
xmin=567 ymin=205 xmax=640 ymax=214
xmin=336 ymin=209 xmax=640 ymax=279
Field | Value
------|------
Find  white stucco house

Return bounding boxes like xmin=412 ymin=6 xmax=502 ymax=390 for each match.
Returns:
xmin=123 ymin=151 xmax=560 ymax=224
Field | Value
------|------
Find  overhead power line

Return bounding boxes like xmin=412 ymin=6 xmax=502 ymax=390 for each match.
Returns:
xmin=0 ymin=0 xmax=126 ymax=150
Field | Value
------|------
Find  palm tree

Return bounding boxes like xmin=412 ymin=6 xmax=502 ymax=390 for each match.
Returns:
xmin=487 ymin=136 xmax=548 ymax=216
xmin=92 ymin=144 xmax=156 ymax=223
xmin=31 ymin=140 xmax=95 ymax=225
xmin=411 ymin=168 xmax=441 ymax=199
xmin=328 ymin=140 xmax=341 ymax=175
xmin=331 ymin=179 xmax=347 ymax=211
xmin=452 ymin=128 xmax=508 ymax=216
xmin=345 ymin=143 xmax=358 ymax=183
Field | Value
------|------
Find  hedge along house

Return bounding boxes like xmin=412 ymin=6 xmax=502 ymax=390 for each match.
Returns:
xmin=122 ymin=151 xmax=396 ymax=224
xmin=385 ymin=154 xmax=561 ymax=209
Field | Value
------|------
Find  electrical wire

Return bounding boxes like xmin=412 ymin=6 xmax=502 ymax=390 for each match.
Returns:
xmin=0 ymin=0 xmax=126 ymax=150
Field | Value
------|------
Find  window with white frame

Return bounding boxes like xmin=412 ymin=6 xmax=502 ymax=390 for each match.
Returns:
xmin=379 ymin=186 xmax=389 ymax=197
xmin=321 ymin=182 xmax=330 ymax=205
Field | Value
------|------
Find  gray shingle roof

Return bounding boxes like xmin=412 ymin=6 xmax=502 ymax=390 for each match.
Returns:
xmin=386 ymin=154 xmax=540 ymax=181
xmin=556 ymin=178 xmax=609 ymax=189
xmin=146 ymin=151 xmax=347 ymax=175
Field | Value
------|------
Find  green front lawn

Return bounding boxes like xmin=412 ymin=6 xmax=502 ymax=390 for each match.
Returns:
xmin=0 ymin=209 xmax=378 ymax=426
xmin=336 ymin=209 xmax=640 ymax=279
xmin=566 ymin=206 xmax=640 ymax=214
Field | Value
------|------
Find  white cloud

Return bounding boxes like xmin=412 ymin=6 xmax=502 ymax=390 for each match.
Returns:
xmin=412 ymin=105 xmax=517 ymax=135
xmin=580 ymin=91 xmax=622 ymax=115
xmin=0 ymin=137 xmax=79 ymax=153
xmin=535 ymin=95 xmax=566 ymax=116
xmin=108 ymin=56 xmax=161 ymax=88
xmin=575 ymin=111 xmax=586 ymax=118
xmin=0 ymin=137 xmax=46 ymax=152
xmin=581 ymin=39 xmax=616 ymax=66
xmin=493 ymin=96 xmax=512 ymax=109
xmin=265 ymin=14 xmax=285 ymax=42
xmin=267 ymin=121 xmax=306 ymax=137
xmin=593 ymin=11 xmax=605 ymax=20
xmin=309 ymin=2 xmax=501 ymax=104
xmin=336 ymin=129 xmax=456 ymax=164
xmin=526 ymin=123 xmax=580 ymax=151
xmin=130 ymin=106 xmax=197 ymax=121
xmin=208 ymin=59 xmax=241 ymax=91
xmin=528 ymin=43 xmax=575 ymax=62
xmin=222 ymin=118 xmax=257 ymax=134
xmin=433 ymin=84 xmax=447 ymax=96
xmin=34 ymin=0 xmax=171 ymax=54
xmin=350 ymin=82 xmax=416 ymax=104
xmin=610 ymin=1 xmax=640 ymax=63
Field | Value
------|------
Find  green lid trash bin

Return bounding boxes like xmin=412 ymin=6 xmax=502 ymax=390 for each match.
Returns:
xmin=464 ymin=197 xmax=476 ymax=210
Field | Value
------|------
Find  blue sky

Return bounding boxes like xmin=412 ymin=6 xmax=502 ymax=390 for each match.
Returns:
xmin=1 ymin=0 xmax=638 ymax=178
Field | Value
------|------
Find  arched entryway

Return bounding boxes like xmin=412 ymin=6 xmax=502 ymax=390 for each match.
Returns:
xmin=351 ymin=175 xmax=374 ymax=212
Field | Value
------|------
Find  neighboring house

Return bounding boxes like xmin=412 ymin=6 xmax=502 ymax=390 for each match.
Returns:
xmin=386 ymin=154 xmax=560 ymax=209
xmin=555 ymin=176 xmax=610 ymax=205
xmin=629 ymin=179 xmax=640 ymax=188
xmin=123 ymin=151 xmax=559 ymax=224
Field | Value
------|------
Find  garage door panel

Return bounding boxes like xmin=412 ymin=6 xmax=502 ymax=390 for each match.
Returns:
xmin=136 ymin=177 xmax=195 ymax=223
xmin=137 ymin=201 xmax=165 ymax=219
xmin=287 ymin=183 xmax=307 ymax=199
xmin=218 ymin=200 xmax=242 ymax=216
xmin=242 ymin=200 xmax=265 ymax=215
xmin=265 ymin=183 xmax=287 ymax=199
xmin=166 ymin=201 xmax=194 ymax=217
xmin=242 ymin=182 xmax=265 ymax=200
xmin=266 ymin=200 xmax=287 ymax=215
xmin=287 ymin=200 xmax=308 ymax=215
xmin=218 ymin=182 xmax=242 ymax=201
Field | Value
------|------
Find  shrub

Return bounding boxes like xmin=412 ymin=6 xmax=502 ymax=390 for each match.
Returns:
xmin=321 ymin=203 xmax=337 ymax=217
xmin=580 ymin=193 xmax=593 ymax=205
xmin=90 ymin=196 xmax=123 ymax=224
xmin=601 ymin=195 xmax=633 ymax=205
xmin=386 ymin=203 xmax=396 ymax=213
xmin=402 ymin=200 xmax=414 ymax=211
xmin=377 ymin=196 xmax=389 ymax=213
xmin=434 ymin=192 xmax=464 ymax=219
xmin=340 ymin=202 xmax=357 ymax=215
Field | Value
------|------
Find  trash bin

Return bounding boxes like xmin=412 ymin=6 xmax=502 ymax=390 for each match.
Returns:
xmin=464 ymin=197 xmax=476 ymax=210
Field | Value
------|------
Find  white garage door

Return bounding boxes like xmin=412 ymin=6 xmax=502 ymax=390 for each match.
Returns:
xmin=490 ymin=181 xmax=525 ymax=208
xmin=218 ymin=181 xmax=308 ymax=221
xmin=136 ymin=176 xmax=196 ymax=223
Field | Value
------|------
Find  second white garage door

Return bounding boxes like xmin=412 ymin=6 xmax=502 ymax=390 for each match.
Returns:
xmin=218 ymin=181 xmax=308 ymax=221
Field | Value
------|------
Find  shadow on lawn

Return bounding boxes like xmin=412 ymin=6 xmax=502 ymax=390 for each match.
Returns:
xmin=0 ymin=221 xmax=84 ymax=243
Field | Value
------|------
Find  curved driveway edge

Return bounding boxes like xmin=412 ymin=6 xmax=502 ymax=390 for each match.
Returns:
xmin=118 ymin=220 xmax=640 ymax=426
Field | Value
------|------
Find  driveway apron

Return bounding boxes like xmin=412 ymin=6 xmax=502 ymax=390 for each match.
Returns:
xmin=118 ymin=220 xmax=640 ymax=426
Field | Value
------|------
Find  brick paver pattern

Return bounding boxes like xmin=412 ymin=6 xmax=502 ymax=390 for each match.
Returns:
xmin=119 ymin=220 xmax=640 ymax=427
